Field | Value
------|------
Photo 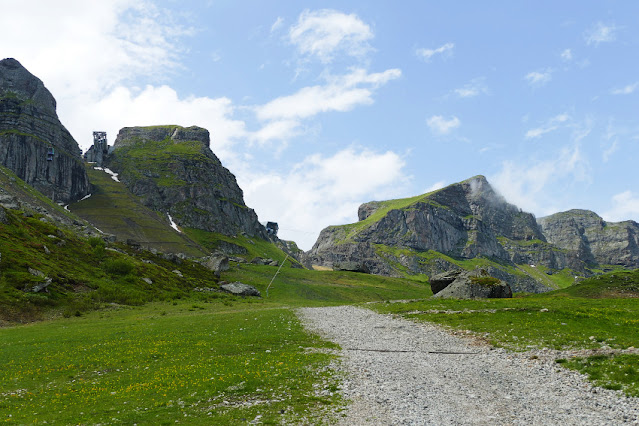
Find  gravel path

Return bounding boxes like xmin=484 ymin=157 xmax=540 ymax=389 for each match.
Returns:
xmin=298 ymin=305 xmax=639 ymax=425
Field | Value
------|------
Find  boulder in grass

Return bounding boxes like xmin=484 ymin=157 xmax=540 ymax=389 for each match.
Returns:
xmin=433 ymin=269 xmax=512 ymax=299
xmin=220 ymin=281 xmax=261 ymax=297
xmin=429 ymin=270 xmax=464 ymax=295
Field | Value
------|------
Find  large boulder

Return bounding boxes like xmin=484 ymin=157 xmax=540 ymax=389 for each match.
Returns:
xmin=202 ymin=253 xmax=229 ymax=277
xmin=220 ymin=281 xmax=261 ymax=297
xmin=433 ymin=269 xmax=512 ymax=299
xmin=429 ymin=269 xmax=463 ymax=295
xmin=333 ymin=261 xmax=370 ymax=273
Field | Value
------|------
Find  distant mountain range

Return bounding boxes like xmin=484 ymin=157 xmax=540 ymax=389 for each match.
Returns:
xmin=1 ymin=57 xmax=637 ymax=296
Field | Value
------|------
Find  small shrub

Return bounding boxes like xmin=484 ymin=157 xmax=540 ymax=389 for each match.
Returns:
xmin=103 ymin=259 xmax=134 ymax=276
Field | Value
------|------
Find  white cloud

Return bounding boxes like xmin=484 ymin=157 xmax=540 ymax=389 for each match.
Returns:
xmin=240 ymin=147 xmax=408 ymax=250
xmin=427 ymin=115 xmax=460 ymax=135
xmin=453 ymin=78 xmax=487 ymax=98
xmin=525 ymin=113 xmax=570 ymax=139
xmin=603 ymin=191 xmax=639 ymax=222
xmin=490 ymin=144 xmax=590 ymax=214
xmin=585 ymin=22 xmax=618 ymax=46
xmin=70 ymin=85 xmax=246 ymax=158
xmin=256 ymin=68 xmax=401 ymax=121
xmin=524 ymin=69 xmax=553 ymax=87
xmin=289 ymin=9 xmax=373 ymax=63
xmin=611 ymin=82 xmax=639 ymax=95
xmin=560 ymin=48 xmax=573 ymax=61
xmin=270 ymin=16 xmax=284 ymax=33
xmin=424 ymin=181 xmax=446 ymax=194
xmin=602 ymin=140 xmax=618 ymax=162
xmin=416 ymin=42 xmax=454 ymax=62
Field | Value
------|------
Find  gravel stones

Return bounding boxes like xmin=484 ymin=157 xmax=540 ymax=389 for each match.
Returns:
xmin=298 ymin=305 xmax=639 ymax=425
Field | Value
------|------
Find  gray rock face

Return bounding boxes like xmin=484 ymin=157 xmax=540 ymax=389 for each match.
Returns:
xmin=538 ymin=210 xmax=639 ymax=269
xmin=305 ymin=176 xmax=557 ymax=292
xmin=220 ymin=281 xmax=261 ymax=297
xmin=429 ymin=270 xmax=463 ymax=295
xmin=202 ymin=253 xmax=229 ymax=277
xmin=106 ymin=126 xmax=268 ymax=239
xmin=0 ymin=206 xmax=8 ymax=224
xmin=333 ymin=261 xmax=370 ymax=273
xmin=432 ymin=269 xmax=512 ymax=299
xmin=0 ymin=58 xmax=89 ymax=203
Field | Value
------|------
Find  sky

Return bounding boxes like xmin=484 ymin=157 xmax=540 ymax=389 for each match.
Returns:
xmin=2 ymin=1 xmax=639 ymax=250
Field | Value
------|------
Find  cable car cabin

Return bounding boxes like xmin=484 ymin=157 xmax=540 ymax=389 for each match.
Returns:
xmin=266 ymin=221 xmax=279 ymax=236
xmin=47 ymin=147 xmax=55 ymax=161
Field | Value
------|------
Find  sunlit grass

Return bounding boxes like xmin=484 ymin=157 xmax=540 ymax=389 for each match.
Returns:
xmin=0 ymin=300 xmax=342 ymax=424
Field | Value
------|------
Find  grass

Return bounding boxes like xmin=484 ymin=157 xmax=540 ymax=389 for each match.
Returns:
xmin=0 ymin=206 xmax=221 ymax=323
xmin=560 ymin=354 xmax=639 ymax=397
xmin=70 ymin=165 xmax=206 ymax=257
xmin=0 ymin=300 xmax=342 ymax=424
xmin=221 ymin=262 xmax=431 ymax=306
xmin=371 ymin=270 xmax=639 ymax=396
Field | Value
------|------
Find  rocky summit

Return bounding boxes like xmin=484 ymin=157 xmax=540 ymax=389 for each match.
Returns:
xmin=304 ymin=175 xmax=639 ymax=292
xmin=538 ymin=209 xmax=639 ymax=269
xmin=106 ymin=125 xmax=268 ymax=240
xmin=0 ymin=58 xmax=89 ymax=203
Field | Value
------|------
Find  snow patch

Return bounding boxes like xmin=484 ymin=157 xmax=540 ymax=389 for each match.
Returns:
xmin=103 ymin=168 xmax=120 ymax=182
xmin=93 ymin=167 xmax=120 ymax=182
xmin=80 ymin=193 xmax=92 ymax=201
xmin=167 ymin=213 xmax=181 ymax=233
xmin=64 ymin=205 xmax=69 ymax=211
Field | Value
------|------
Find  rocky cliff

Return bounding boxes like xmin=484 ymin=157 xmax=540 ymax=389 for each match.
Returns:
xmin=305 ymin=176 xmax=614 ymax=293
xmin=105 ymin=125 xmax=268 ymax=240
xmin=0 ymin=58 xmax=89 ymax=203
xmin=538 ymin=210 xmax=639 ymax=269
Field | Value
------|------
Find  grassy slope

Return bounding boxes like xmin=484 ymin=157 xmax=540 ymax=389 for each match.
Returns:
xmin=69 ymin=165 xmax=207 ymax=257
xmin=0 ymin=301 xmax=342 ymax=424
xmin=372 ymin=270 xmax=639 ymax=397
xmin=0 ymin=205 xmax=224 ymax=323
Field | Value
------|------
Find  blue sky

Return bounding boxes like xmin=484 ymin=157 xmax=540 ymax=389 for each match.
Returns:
xmin=3 ymin=1 xmax=639 ymax=250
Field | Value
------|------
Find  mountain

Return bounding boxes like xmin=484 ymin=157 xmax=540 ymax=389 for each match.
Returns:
xmin=105 ymin=126 xmax=268 ymax=242
xmin=538 ymin=209 xmax=639 ymax=269
xmin=305 ymin=176 xmax=638 ymax=292
xmin=0 ymin=58 xmax=89 ymax=203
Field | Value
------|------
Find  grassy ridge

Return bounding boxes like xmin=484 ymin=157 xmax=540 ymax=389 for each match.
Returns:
xmin=371 ymin=271 xmax=639 ymax=396
xmin=0 ymin=301 xmax=342 ymax=424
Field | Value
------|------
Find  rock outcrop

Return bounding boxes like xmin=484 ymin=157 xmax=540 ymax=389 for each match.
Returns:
xmin=538 ymin=210 xmax=639 ymax=268
xmin=305 ymin=176 xmax=558 ymax=292
xmin=432 ymin=269 xmax=512 ymax=299
xmin=106 ymin=125 xmax=268 ymax=239
xmin=0 ymin=58 xmax=89 ymax=203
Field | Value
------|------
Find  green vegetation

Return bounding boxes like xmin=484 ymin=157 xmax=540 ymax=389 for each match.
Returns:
xmin=70 ymin=165 xmax=206 ymax=257
xmin=0 ymin=301 xmax=342 ymax=424
xmin=561 ymin=354 xmax=639 ymax=397
xmin=221 ymin=263 xmax=430 ymax=306
xmin=0 ymin=206 xmax=220 ymax=322
xmin=469 ymin=275 xmax=501 ymax=286
xmin=185 ymin=228 xmax=292 ymax=263
xmin=372 ymin=270 xmax=639 ymax=396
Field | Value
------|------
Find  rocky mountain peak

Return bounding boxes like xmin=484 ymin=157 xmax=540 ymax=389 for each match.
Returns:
xmin=0 ymin=58 xmax=57 ymax=115
xmin=0 ymin=58 xmax=89 ymax=202
xmin=106 ymin=125 xmax=267 ymax=240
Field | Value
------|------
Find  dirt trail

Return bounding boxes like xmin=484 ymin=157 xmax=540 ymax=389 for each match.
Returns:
xmin=298 ymin=305 xmax=639 ymax=425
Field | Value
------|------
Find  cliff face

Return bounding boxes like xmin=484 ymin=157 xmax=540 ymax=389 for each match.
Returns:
xmin=538 ymin=210 xmax=639 ymax=268
xmin=305 ymin=176 xmax=589 ymax=293
xmin=0 ymin=58 xmax=89 ymax=203
xmin=106 ymin=125 xmax=268 ymax=239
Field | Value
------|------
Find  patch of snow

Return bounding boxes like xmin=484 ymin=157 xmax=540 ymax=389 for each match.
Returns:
xmin=64 ymin=205 xmax=69 ymax=211
xmin=103 ymin=168 xmax=120 ymax=182
xmin=168 ymin=213 xmax=181 ymax=233
xmin=530 ymin=264 xmax=536 ymax=268
xmin=95 ymin=227 xmax=104 ymax=234
xmin=80 ymin=193 xmax=92 ymax=201
xmin=93 ymin=166 xmax=104 ymax=171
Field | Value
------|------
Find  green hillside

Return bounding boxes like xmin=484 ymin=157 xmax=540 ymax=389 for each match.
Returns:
xmin=70 ymin=165 xmax=207 ymax=257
